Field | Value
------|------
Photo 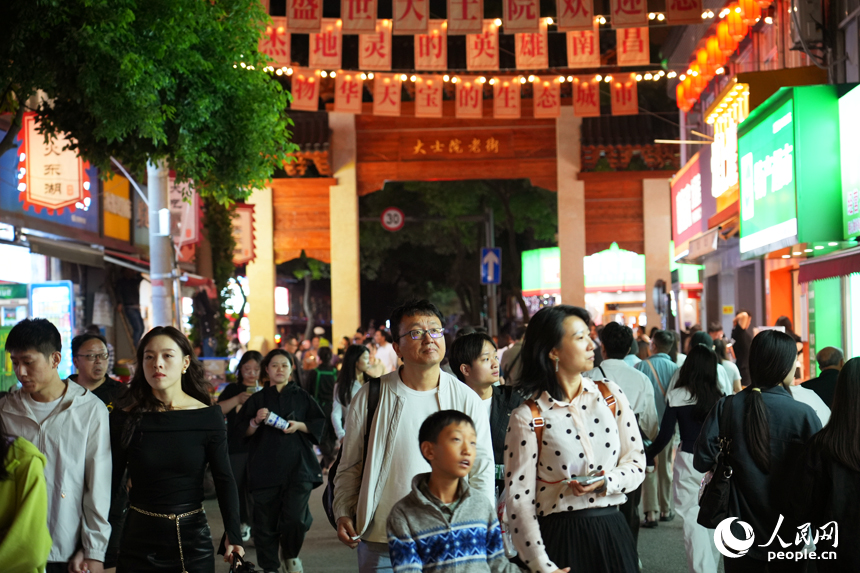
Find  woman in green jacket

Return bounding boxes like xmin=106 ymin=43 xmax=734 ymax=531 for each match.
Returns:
xmin=0 ymin=413 xmax=52 ymax=573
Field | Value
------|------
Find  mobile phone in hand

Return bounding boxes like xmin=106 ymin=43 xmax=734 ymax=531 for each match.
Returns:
xmin=566 ymin=475 xmax=604 ymax=486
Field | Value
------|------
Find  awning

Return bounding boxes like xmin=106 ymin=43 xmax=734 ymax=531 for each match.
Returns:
xmin=104 ymin=249 xmax=150 ymax=274
xmin=684 ymin=227 xmax=722 ymax=263
xmin=798 ymin=248 xmax=860 ymax=284
xmin=25 ymin=234 xmax=104 ymax=268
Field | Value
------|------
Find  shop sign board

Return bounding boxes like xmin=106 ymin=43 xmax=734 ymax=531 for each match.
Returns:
xmin=738 ymin=85 xmax=843 ymax=258
xmin=839 ymin=84 xmax=860 ymax=239
xmin=29 ymin=281 xmax=75 ymax=380
xmin=671 ymin=146 xmax=716 ymax=249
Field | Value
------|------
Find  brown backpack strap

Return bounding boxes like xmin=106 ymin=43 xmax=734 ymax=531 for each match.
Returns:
xmin=525 ymin=399 xmax=544 ymax=459
xmin=595 ymin=380 xmax=617 ymax=417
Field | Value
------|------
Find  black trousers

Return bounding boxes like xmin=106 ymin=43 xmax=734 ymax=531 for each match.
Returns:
xmin=229 ymin=452 xmax=253 ymax=526
xmin=619 ymin=484 xmax=642 ymax=548
xmin=252 ymin=479 xmax=314 ymax=571
xmin=45 ymin=564 xmax=68 ymax=573
xmin=724 ymin=555 xmax=808 ymax=573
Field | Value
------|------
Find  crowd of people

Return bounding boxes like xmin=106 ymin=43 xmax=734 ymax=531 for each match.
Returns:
xmin=0 ymin=301 xmax=858 ymax=573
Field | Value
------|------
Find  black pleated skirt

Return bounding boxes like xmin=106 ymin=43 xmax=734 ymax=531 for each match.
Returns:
xmin=538 ymin=506 xmax=639 ymax=573
xmin=117 ymin=503 xmax=214 ymax=573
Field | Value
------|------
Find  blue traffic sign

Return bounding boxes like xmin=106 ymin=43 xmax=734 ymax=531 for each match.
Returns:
xmin=481 ymin=248 xmax=501 ymax=285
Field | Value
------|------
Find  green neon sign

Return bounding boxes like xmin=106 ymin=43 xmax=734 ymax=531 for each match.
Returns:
xmin=840 ymin=85 xmax=860 ymax=239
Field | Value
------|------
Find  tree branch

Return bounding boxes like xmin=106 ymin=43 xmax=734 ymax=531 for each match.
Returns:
xmin=0 ymin=101 xmax=26 ymax=158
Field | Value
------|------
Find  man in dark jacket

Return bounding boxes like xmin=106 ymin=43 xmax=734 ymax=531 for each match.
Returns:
xmin=802 ymin=347 xmax=843 ymax=408
xmin=731 ymin=310 xmax=753 ymax=387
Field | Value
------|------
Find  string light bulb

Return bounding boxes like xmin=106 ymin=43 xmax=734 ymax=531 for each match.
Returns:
xmin=667 ymin=71 xmax=677 ymax=78
xmin=367 ymin=72 xmax=374 ymax=79
xmin=545 ymin=17 xmax=553 ymax=25
xmin=443 ymin=74 xmax=450 ymax=82
xmin=494 ymin=18 xmax=502 ymax=26
xmin=519 ymin=76 xmax=527 ymax=84
xmin=595 ymin=74 xmax=603 ymax=81
xmin=410 ymin=75 xmax=417 ymax=82
xmin=644 ymin=73 xmax=653 ymax=80
xmin=330 ymin=71 xmax=336 ymax=78
xmin=321 ymin=71 xmax=328 ymax=78
xmin=567 ymin=75 xmax=573 ymax=82
xmin=489 ymin=78 xmax=496 ymax=85
xmin=604 ymin=75 xmax=612 ymax=83
xmin=598 ymin=16 xmax=606 ymax=24
xmin=360 ymin=72 xmax=367 ymax=80
xmin=528 ymin=75 xmax=535 ymax=82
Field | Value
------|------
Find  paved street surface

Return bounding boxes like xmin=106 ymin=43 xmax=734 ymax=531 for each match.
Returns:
xmin=207 ymin=475 xmax=726 ymax=572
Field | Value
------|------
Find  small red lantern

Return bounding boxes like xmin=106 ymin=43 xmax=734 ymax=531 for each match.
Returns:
xmin=676 ymin=82 xmax=687 ymax=109
xmin=740 ymin=0 xmax=761 ymax=24
xmin=707 ymin=36 xmax=726 ymax=67
xmin=697 ymin=48 xmax=709 ymax=68
xmin=727 ymin=4 xmax=748 ymax=40
xmin=717 ymin=22 xmax=738 ymax=54
xmin=690 ymin=64 xmax=708 ymax=92
xmin=756 ymin=0 xmax=772 ymax=8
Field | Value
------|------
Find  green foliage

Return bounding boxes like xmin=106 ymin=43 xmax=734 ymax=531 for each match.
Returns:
xmin=204 ymin=199 xmax=237 ymax=356
xmin=1 ymin=0 xmax=297 ymax=203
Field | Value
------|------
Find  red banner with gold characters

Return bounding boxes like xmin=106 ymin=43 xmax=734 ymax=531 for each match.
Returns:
xmin=610 ymin=0 xmax=648 ymax=28
xmin=533 ymin=77 xmax=561 ymax=118
xmin=493 ymin=77 xmax=521 ymax=118
xmin=566 ymin=25 xmax=600 ymax=68
xmin=616 ymin=27 xmax=649 ymax=66
xmin=334 ymin=71 xmax=364 ymax=113
xmin=287 ymin=0 xmax=322 ymax=31
xmin=515 ymin=20 xmax=548 ymax=69
xmin=372 ymin=73 xmax=402 ymax=116
xmin=260 ymin=18 xmax=290 ymax=67
xmin=341 ymin=0 xmax=376 ymax=33
xmin=455 ymin=79 xmax=484 ymax=118
xmin=447 ymin=0 xmax=483 ymax=34
xmin=557 ymin=0 xmax=594 ymax=31
xmin=572 ymin=76 xmax=601 ymax=117
xmin=360 ymin=20 xmax=392 ymax=70
xmin=611 ymin=72 xmax=639 ymax=115
xmin=415 ymin=21 xmax=448 ymax=70
xmin=393 ymin=0 xmax=429 ymax=34
xmin=309 ymin=19 xmax=343 ymax=69
xmin=666 ymin=0 xmax=703 ymax=25
xmin=290 ymin=68 xmax=321 ymax=111
xmin=467 ymin=20 xmax=500 ymax=70
xmin=414 ymin=75 xmax=444 ymax=117
xmin=503 ymin=0 xmax=540 ymax=33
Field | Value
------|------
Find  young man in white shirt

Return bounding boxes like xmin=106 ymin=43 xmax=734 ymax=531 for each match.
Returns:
xmin=0 ymin=318 xmax=112 ymax=573
xmin=373 ymin=329 xmax=398 ymax=374
xmin=334 ymin=300 xmax=494 ymax=573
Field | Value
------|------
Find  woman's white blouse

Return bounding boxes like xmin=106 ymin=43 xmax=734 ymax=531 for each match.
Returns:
xmin=504 ymin=377 xmax=646 ymax=572
xmin=330 ymin=380 xmax=362 ymax=439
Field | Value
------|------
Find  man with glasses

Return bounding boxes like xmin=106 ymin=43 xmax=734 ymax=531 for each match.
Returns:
xmin=70 ymin=332 xmax=127 ymax=411
xmin=333 ymin=300 xmax=494 ymax=573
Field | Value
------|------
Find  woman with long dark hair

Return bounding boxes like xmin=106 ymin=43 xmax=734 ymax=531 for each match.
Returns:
xmin=694 ymin=330 xmax=821 ymax=573
xmin=647 ymin=345 xmax=723 ymax=573
xmin=310 ymin=346 xmax=338 ymax=469
xmin=506 ymin=305 xmax=645 ymax=573
xmin=217 ymin=350 xmax=263 ymax=541
xmin=331 ymin=345 xmax=371 ymax=443
xmin=238 ymin=349 xmax=326 ymax=573
xmin=714 ymin=339 xmax=742 ymax=394
xmin=791 ymin=358 xmax=860 ymax=569
xmin=111 ymin=326 xmax=243 ymax=572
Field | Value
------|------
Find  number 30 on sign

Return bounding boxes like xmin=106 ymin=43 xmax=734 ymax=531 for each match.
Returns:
xmin=381 ymin=207 xmax=405 ymax=232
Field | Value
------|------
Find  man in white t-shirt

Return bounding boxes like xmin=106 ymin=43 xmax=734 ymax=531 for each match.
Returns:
xmin=334 ymin=301 xmax=494 ymax=573
xmin=374 ymin=329 xmax=398 ymax=374
xmin=790 ymin=378 xmax=831 ymax=425
xmin=0 ymin=318 xmax=111 ymax=573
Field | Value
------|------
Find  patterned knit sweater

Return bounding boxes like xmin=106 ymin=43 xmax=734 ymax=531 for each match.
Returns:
xmin=387 ymin=473 xmax=521 ymax=573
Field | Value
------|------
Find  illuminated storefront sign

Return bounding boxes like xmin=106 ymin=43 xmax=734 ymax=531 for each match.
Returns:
xmin=840 ymin=84 xmax=860 ymax=239
xmin=738 ymin=85 xmax=843 ymax=258
xmin=708 ymin=83 xmax=749 ymax=205
xmin=671 ymin=146 xmax=716 ymax=251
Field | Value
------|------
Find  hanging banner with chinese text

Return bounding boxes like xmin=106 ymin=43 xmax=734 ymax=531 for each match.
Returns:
xmin=360 ymin=20 xmax=393 ymax=70
xmin=309 ymin=19 xmax=343 ymax=69
xmin=493 ymin=78 xmax=521 ymax=118
xmin=415 ymin=21 xmax=448 ymax=70
xmin=456 ymin=80 xmax=484 ymax=118
xmin=373 ymin=73 xmax=402 ymax=116
xmin=666 ymin=0 xmax=703 ymax=25
xmin=167 ymin=178 xmax=200 ymax=248
xmin=573 ymin=76 xmax=601 ymax=117
xmin=504 ymin=0 xmax=540 ymax=33
xmin=232 ymin=203 xmax=256 ymax=266
xmin=533 ymin=77 xmax=561 ymax=118
xmin=515 ymin=20 xmax=548 ymax=69
xmin=393 ymin=0 xmax=429 ymax=34
xmin=290 ymin=68 xmax=320 ymax=111
xmin=415 ymin=75 xmax=444 ymax=118
xmin=334 ymin=71 xmax=364 ymax=113
xmin=616 ymin=27 xmax=649 ymax=66
xmin=611 ymin=73 xmax=638 ymax=115
xmin=467 ymin=20 xmax=500 ymax=70
xmin=557 ymin=0 xmax=594 ymax=31
xmin=447 ymin=0 xmax=483 ymax=34
xmin=566 ymin=25 xmax=600 ymax=68
xmin=610 ymin=0 xmax=648 ymax=28
xmin=260 ymin=18 xmax=291 ymax=67
xmin=341 ymin=0 xmax=377 ymax=33
xmin=288 ymin=0 xmax=322 ymax=32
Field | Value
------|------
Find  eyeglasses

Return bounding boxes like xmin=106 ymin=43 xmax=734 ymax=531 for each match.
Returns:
xmin=75 ymin=353 xmax=109 ymax=362
xmin=400 ymin=328 xmax=446 ymax=341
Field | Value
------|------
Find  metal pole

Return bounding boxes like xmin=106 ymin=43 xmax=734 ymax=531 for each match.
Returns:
xmin=147 ymin=159 xmax=176 ymax=327
xmin=485 ymin=207 xmax=498 ymax=338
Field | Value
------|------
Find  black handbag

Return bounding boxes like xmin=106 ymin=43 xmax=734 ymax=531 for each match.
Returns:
xmin=697 ymin=395 xmax=735 ymax=529
xmin=230 ymin=554 xmax=258 ymax=573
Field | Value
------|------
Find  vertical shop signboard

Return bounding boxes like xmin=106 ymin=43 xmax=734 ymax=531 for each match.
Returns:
xmin=29 ymin=281 xmax=75 ymax=380
xmin=671 ymin=146 xmax=716 ymax=251
xmin=839 ymin=84 xmax=860 ymax=239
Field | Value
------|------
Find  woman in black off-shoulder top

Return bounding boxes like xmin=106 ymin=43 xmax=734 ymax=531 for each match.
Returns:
xmin=111 ymin=326 xmax=243 ymax=573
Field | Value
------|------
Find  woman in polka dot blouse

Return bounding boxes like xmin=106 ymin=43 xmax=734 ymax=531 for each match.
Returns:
xmin=504 ymin=306 xmax=646 ymax=573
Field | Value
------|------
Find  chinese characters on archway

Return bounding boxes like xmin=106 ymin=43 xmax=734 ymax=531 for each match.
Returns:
xmin=259 ymin=18 xmax=290 ymax=67
xmin=335 ymin=72 xmax=364 ymax=113
xmin=373 ymin=73 xmax=403 ymax=116
xmin=290 ymin=68 xmax=320 ymax=111
xmin=360 ymin=20 xmax=392 ymax=69
xmin=415 ymin=76 xmax=443 ymax=117
xmin=415 ymin=21 xmax=447 ymax=70
xmin=309 ymin=19 xmax=342 ymax=69
xmin=456 ymin=80 xmax=483 ymax=118
xmin=406 ymin=135 xmax=504 ymax=159
xmin=467 ymin=20 xmax=500 ymax=70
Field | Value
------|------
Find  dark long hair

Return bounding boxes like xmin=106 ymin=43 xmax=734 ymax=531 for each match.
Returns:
xmin=260 ymin=349 xmax=294 ymax=387
xmin=235 ymin=351 xmax=263 ymax=386
xmin=518 ymin=305 xmax=591 ymax=401
xmin=676 ymin=344 xmax=723 ymax=421
xmin=714 ymin=338 xmax=730 ymax=361
xmin=120 ymin=326 xmax=211 ymax=447
xmin=809 ymin=358 xmax=860 ymax=472
xmin=744 ymin=330 xmax=798 ymax=473
xmin=336 ymin=345 xmax=370 ymax=408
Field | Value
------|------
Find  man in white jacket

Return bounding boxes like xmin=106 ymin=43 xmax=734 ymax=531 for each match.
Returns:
xmin=333 ymin=300 xmax=494 ymax=573
xmin=0 ymin=318 xmax=111 ymax=573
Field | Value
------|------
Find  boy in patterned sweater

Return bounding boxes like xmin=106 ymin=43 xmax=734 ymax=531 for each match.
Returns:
xmin=387 ymin=410 xmax=521 ymax=573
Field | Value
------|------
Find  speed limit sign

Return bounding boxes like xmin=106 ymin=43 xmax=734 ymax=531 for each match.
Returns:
xmin=380 ymin=207 xmax=405 ymax=232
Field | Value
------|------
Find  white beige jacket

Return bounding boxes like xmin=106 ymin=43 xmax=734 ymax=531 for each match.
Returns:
xmin=0 ymin=381 xmax=111 ymax=563
xmin=333 ymin=369 xmax=494 ymax=536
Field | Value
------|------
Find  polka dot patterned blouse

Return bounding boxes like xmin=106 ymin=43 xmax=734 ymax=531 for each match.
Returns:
xmin=503 ymin=377 xmax=647 ymax=572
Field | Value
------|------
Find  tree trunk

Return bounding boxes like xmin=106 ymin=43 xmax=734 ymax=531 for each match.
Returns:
xmin=0 ymin=102 xmax=26 ymax=158
xmin=303 ymin=274 xmax=314 ymax=340
xmin=497 ymin=182 xmax=531 ymax=322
